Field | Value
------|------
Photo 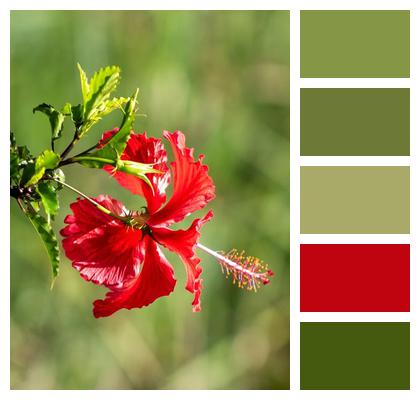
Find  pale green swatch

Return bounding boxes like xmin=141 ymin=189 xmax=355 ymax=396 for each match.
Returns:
xmin=301 ymin=167 xmax=410 ymax=234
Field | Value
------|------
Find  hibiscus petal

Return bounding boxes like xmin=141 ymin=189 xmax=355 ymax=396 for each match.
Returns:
xmin=99 ymin=129 xmax=170 ymax=214
xmin=97 ymin=127 xmax=119 ymax=148
xmin=93 ymin=236 xmax=176 ymax=318
xmin=148 ymin=131 xmax=216 ymax=227
xmin=152 ymin=210 xmax=213 ymax=312
xmin=60 ymin=195 xmax=144 ymax=287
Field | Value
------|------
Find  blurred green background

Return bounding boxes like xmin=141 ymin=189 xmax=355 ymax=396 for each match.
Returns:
xmin=10 ymin=11 xmax=289 ymax=389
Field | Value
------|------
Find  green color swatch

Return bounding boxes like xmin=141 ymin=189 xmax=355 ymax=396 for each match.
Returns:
xmin=300 ymin=322 xmax=410 ymax=390
xmin=301 ymin=89 xmax=410 ymax=156
xmin=300 ymin=167 xmax=410 ymax=234
xmin=301 ymin=11 xmax=410 ymax=78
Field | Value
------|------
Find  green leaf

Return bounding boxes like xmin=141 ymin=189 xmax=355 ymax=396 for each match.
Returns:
xmin=39 ymin=149 xmax=60 ymax=170
xmin=10 ymin=131 xmax=16 ymax=147
xmin=10 ymin=135 xmax=20 ymax=182
xmin=61 ymin=102 xmax=84 ymax=128
xmin=23 ymin=150 xmax=61 ymax=187
xmin=79 ymin=97 xmax=129 ymax=137
xmin=26 ymin=205 xmax=60 ymax=284
xmin=77 ymin=63 xmax=89 ymax=106
xmin=17 ymin=145 xmax=31 ymax=161
xmin=10 ymin=133 xmax=33 ymax=184
xmin=62 ymin=102 xmax=72 ymax=115
xmin=85 ymin=65 xmax=121 ymax=117
xmin=76 ymin=64 xmax=123 ymax=137
xmin=20 ymin=162 xmax=37 ymax=186
xmin=72 ymin=89 xmax=156 ymax=187
xmin=92 ymin=96 xmax=129 ymax=121
xmin=33 ymin=103 xmax=66 ymax=143
xmin=36 ymin=181 xmax=59 ymax=223
xmin=91 ymin=89 xmax=138 ymax=160
xmin=31 ymin=201 xmax=41 ymax=212
xmin=10 ymin=151 xmax=19 ymax=181
xmin=71 ymin=104 xmax=84 ymax=127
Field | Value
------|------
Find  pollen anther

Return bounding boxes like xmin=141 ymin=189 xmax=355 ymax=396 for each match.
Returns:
xmin=217 ymin=249 xmax=273 ymax=291
xmin=196 ymin=243 xmax=273 ymax=291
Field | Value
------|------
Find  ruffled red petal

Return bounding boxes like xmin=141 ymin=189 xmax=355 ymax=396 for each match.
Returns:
xmin=60 ymin=195 xmax=144 ymax=287
xmin=148 ymin=131 xmax=216 ymax=227
xmin=100 ymin=129 xmax=170 ymax=214
xmin=97 ymin=127 xmax=119 ymax=148
xmin=93 ymin=236 xmax=176 ymax=318
xmin=152 ymin=210 xmax=213 ymax=312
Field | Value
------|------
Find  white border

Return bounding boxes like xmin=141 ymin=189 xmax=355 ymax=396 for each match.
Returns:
xmin=2 ymin=0 xmax=10 ymax=397
xmin=2 ymin=0 xmax=419 ymax=399
xmin=300 ymin=156 xmax=410 ymax=166
xmin=300 ymin=234 xmax=411 ymax=244
xmin=301 ymin=78 xmax=411 ymax=88
xmin=289 ymin=8 xmax=300 ymax=390
xmin=300 ymin=313 xmax=411 ymax=322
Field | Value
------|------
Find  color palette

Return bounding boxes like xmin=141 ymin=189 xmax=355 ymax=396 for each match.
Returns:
xmin=300 ymin=89 xmax=410 ymax=156
xmin=300 ymin=322 xmax=410 ymax=389
xmin=300 ymin=166 xmax=410 ymax=234
xmin=300 ymin=244 xmax=410 ymax=312
xmin=300 ymin=10 xmax=410 ymax=78
xmin=299 ymin=10 xmax=411 ymax=391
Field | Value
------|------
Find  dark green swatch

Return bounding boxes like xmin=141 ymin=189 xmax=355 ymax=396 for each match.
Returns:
xmin=300 ymin=322 xmax=410 ymax=390
xmin=301 ymin=11 xmax=410 ymax=78
xmin=300 ymin=167 xmax=410 ymax=234
xmin=301 ymin=89 xmax=410 ymax=156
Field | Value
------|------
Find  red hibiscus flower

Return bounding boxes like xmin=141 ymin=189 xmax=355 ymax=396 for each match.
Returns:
xmin=61 ymin=130 xmax=215 ymax=318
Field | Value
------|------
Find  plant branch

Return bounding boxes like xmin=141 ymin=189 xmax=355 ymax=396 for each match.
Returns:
xmin=70 ymin=143 xmax=99 ymax=158
xmin=15 ymin=197 xmax=25 ymax=213
xmin=60 ymin=128 xmax=81 ymax=160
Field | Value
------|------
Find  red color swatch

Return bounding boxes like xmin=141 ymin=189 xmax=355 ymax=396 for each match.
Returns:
xmin=300 ymin=244 xmax=410 ymax=312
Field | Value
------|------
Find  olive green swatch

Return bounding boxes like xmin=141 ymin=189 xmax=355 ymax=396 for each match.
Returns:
xmin=300 ymin=322 xmax=410 ymax=390
xmin=300 ymin=167 xmax=410 ymax=233
xmin=301 ymin=11 xmax=410 ymax=78
xmin=301 ymin=89 xmax=410 ymax=156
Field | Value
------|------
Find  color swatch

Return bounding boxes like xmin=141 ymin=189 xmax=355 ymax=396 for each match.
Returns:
xmin=300 ymin=166 xmax=410 ymax=234
xmin=300 ymin=10 xmax=410 ymax=78
xmin=300 ymin=322 xmax=410 ymax=389
xmin=299 ymin=9 xmax=411 ymax=392
xmin=300 ymin=89 xmax=410 ymax=156
xmin=300 ymin=244 xmax=410 ymax=312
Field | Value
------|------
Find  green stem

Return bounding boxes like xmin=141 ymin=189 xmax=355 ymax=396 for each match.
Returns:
xmin=71 ymin=143 xmax=100 ymax=158
xmin=16 ymin=197 xmax=25 ymax=213
xmin=73 ymin=156 xmax=115 ymax=164
xmin=59 ymin=155 xmax=115 ymax=167
xmin=52 ymin=178 xmax=127 ymax=223
xmin=60 ymin=129 xmax=81 ymax=160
